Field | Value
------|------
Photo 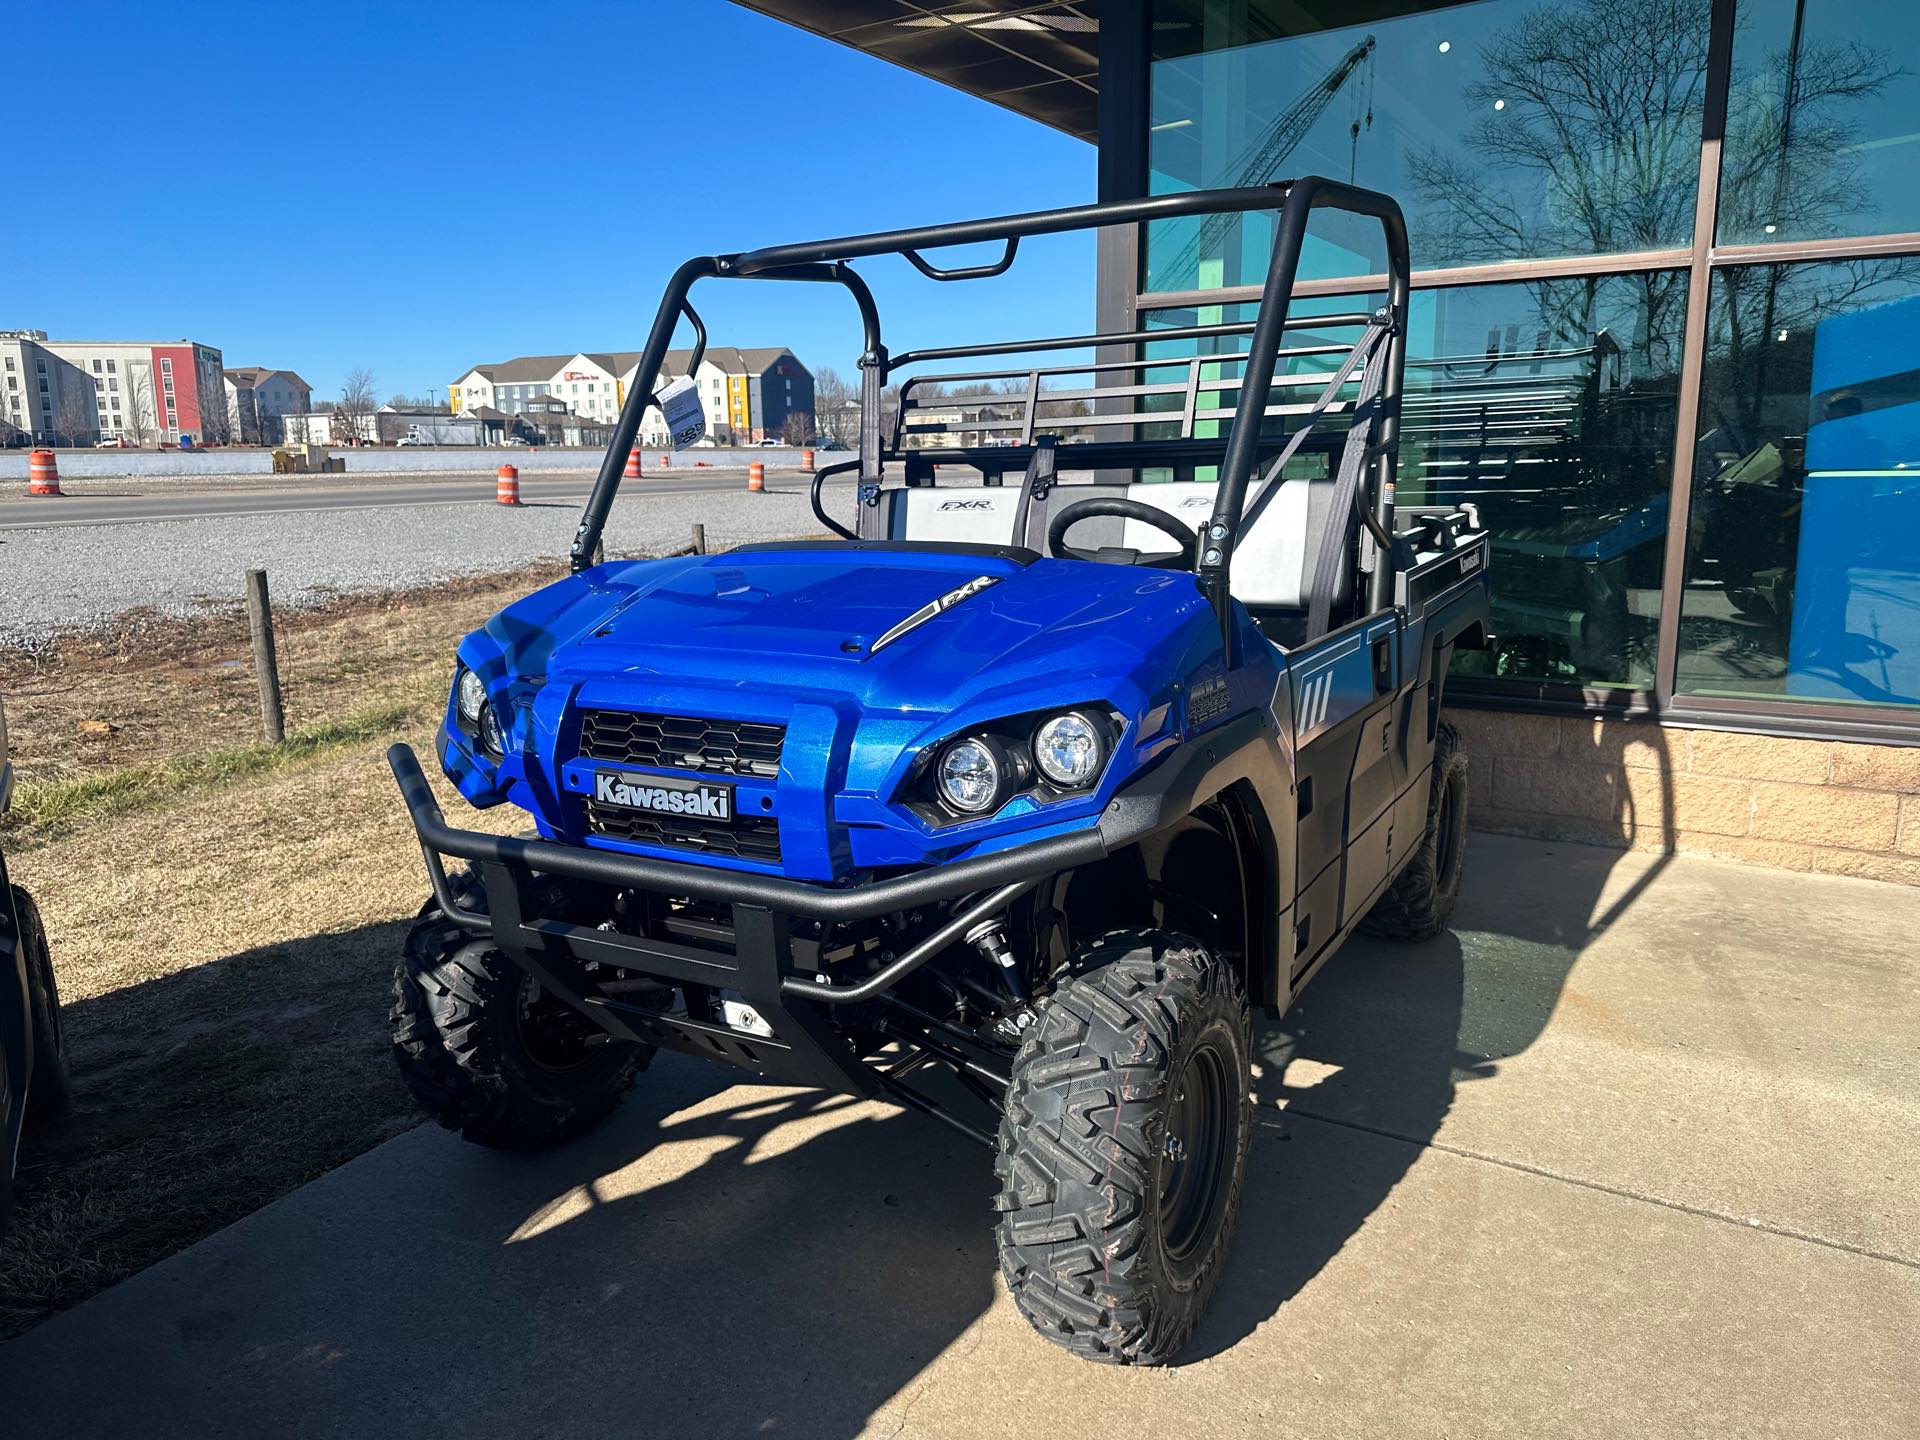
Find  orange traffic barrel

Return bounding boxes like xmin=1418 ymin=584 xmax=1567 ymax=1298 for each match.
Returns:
xmin=496 ymin=464 xmax=521 ymax=506
xmin=748 ymin=462 xmax=765 ymax=493
xmin=802 ymin=448 xmax=815 ymax=472
xmin=624 ymin=448 xmax=641 ymax=479
xmin=27 ymin=448 xmax=61 ymax=496
xmin=659 ymin=452 xmax=671 ymax=468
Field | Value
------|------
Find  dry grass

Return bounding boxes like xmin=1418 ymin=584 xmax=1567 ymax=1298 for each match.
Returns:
xmin=0 ymin=727 xmax=522 ymax=1338
xmin=0 ymin=561 xmax=563 ymax=796
xmin=0 ymin=571 xmax=543 ymax=1337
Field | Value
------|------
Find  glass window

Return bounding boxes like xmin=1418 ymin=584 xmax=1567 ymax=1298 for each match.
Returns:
xmin=91 ymin=359 xmax=102 ymax=373
xmin=1145 ymin=0 xmax=1710 ymax=292
xmin=1718 ymin=0 xmax=1920 ymax=245
xmin=1678 ymin=259 xmax=1920 ymax=708
xmin=106 ymin=359 xmax=115 ymax=373
xmin=1146 ymin=268 xmax=1685 ymax=688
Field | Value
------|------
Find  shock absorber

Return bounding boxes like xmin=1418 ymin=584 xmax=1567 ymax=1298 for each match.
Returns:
xmin=965 ymin=920 xmax=1028 ymax=1001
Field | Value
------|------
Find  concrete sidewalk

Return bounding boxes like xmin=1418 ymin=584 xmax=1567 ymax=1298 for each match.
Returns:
xmin=3 ymin=835 xmax=1916 ymax=1438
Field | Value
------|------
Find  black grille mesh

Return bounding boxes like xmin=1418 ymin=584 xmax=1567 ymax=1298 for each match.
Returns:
xmin=584 ymin=800 xmax=782 ymax=862
xmin=579 ymin=710 xmax=785 ymax=778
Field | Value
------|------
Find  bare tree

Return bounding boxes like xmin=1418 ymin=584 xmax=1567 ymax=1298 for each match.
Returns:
xmin=120 ymin=371 xmax=155 ymax=446
xmin=811 ymin=366 xmax=859 ymax=446
xmin=335 ymin=366 xmax=378 ymax=444
xmin=1404 ymin=0 xmax=1907 ymax=379
xmin=54 ymin=386 xmax=96 ymax=446
xmin=780 ymin=410 xmax=814 ymax=446
xmin=198 ymin=383 xmax=238 ymax=446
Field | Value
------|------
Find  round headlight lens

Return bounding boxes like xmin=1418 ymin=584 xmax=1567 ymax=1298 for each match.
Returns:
xmin=477 ymin=701 xmax=506 ymax=757
xmin=456 ymin=667 xmax=486 ymax=722
xmin=938 ymin=737 xmax=1003 ymax=814
xmin=1034 ymin=711 xmax=1103 ymax=787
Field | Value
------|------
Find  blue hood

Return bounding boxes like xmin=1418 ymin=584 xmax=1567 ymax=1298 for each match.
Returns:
xmin=451 ymin=544 xmax=1261 ymax=880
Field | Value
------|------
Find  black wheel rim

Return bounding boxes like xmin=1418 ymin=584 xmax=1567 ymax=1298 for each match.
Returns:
xmin=515 ymin=975 xmax=606 ymax=1074
xmin=1158 ymin=1035 xmax=1234 ymax=1267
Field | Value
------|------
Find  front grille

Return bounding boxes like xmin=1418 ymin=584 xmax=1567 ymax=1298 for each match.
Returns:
xmin=579 ymin=709 xmax=785 ymax=779
xmin=585 ymin=800 xmax=783 ymax=863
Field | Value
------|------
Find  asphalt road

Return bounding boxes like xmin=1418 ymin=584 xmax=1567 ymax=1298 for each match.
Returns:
xmin=0 ymin=467 xmax=820 ymax=530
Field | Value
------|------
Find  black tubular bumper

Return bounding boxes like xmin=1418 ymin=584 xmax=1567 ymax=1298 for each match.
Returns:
xmin=385 ymin=714 xmax=1278 ymax=1101
xmin=389 ymin=743 xmax=1105 ymax=928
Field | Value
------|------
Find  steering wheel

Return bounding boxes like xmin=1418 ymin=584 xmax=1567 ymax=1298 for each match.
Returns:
xmin=1047 ymin=497 xmax=1199 ymax=568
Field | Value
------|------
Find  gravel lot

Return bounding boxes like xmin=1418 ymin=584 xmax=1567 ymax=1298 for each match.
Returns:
xmin=0 ymin=487 xmax=829 ymax=650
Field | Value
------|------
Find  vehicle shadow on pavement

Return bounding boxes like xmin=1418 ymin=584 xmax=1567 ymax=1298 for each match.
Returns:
xmin=463 ymin=1065 xmax=998 ymax=1439
xmin=1188 ymin=832 xmax=1639 ymax=1362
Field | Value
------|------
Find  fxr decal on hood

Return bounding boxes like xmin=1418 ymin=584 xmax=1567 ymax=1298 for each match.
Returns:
xmin=869 ymin=574 xmax=1001 ymax=653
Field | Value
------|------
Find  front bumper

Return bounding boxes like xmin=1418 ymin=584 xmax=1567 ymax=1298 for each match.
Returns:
xmin=387 ymin=713 xmax=1274 ymax=1101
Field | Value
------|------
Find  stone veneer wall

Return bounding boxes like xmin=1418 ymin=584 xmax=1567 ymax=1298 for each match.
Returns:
xmin=1444 ymin=708 xmax=1920 ymax=888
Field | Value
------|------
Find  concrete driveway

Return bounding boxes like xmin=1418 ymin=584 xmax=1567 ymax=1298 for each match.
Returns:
xmin=4 ymin=835 xmax=1916 ymax=1438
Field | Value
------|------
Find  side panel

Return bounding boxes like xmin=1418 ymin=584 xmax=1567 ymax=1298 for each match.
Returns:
xmin=1286 ymin=611 xmax=1403 ymax=976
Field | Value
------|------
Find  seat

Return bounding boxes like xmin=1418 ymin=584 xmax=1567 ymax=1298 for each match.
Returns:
xmin=874 ymin=439 xmax=1060 ymax=549
xmin=1118 ymin=478 xmax=1350 ymax=614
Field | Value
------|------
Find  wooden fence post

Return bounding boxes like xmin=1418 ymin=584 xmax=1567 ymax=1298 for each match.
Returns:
xmin=244 ymin=569 xmax=286 ymax=743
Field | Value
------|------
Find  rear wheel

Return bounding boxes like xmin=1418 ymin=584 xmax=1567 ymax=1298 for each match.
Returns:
xmin=1361 ymin=719 xmax=1468 ymax=941
xmin=13 ymin=886 xmax=70 ymax=1119
xmin=391 ymin=868 xmax=652 ymax=1149
xmin=994 ymin=929 xmax=1252 ymax=1365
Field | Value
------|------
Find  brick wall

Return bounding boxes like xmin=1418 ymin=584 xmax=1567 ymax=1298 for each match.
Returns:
xmin=1445 ymin=709 xmax=1920 ymax=887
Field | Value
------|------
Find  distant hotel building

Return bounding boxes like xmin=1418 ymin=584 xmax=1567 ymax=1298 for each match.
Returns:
xmin=450 ymin=346 xmax=813 ymax=445
xmin=222 ymin=367 xmax=313 ymax=445
xmin=1 ymin=330 xmax=223 ymax=445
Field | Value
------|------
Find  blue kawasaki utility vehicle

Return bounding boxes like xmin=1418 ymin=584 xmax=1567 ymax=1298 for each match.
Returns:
xmin=389 ymin=178 xmax=1490 ymax=1365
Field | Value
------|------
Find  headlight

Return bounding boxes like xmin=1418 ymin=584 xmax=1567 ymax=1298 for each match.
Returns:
xmin=477 ymin=702 xmax=506 ymax=757
xmin=938 ymin=736 xmax=1005 ymax=814
xmin=1034 ymin=711 xmax=1103 ymax=787
xmin=456 ymin=667 xmax=486 ymax=722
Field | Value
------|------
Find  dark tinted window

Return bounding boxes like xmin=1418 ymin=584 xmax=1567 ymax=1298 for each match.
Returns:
xmin=1678 ymin=260 xmax=1920 ymax=707
xmin=1717 ymin=0 xmax=1920 ymax=245
xmin=1145 ymin=269 xmax=1686 ymax=687
xmin=1146 ymin=0 xmax=1710 ymax=291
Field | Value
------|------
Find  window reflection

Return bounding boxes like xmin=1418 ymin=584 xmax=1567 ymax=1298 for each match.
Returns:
xmin=1718 ymin=0 xmax=1920 ymax=246
xmin=1146 ymin=272 xmax=1685 ymax=687
xmin=1679 ymin=261 xmax=1920 ymax=707
xmin=1146 ymin=0 xmax=1711 ymax=290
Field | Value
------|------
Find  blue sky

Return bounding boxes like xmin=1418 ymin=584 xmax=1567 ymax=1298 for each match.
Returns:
xmin=7 ymin=0 xmax=1094 ymax=402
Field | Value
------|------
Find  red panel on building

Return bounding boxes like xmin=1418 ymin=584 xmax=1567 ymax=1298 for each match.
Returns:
xmin=149 ymin=344 xmax=198 ymax=435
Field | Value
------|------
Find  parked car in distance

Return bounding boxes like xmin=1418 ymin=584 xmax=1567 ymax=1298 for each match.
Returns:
xmin=93 ymin=437 xmax=127 ymax=448
xmin=504 ymin=436 xmax=530 ymax=447
xmin=396 ymin=435 xmax=429 ymax=447
xmin=1 ymin=695 xmax=70 ymax=1235
xmin=754 ymin=437 xmax=783 ymax=447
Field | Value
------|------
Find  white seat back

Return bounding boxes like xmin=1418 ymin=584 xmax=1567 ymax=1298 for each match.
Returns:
xmin=1120 ymin=479 xmax=1346 ymax=609
xmin=879 ymin=485 xmax=1028 ymax=546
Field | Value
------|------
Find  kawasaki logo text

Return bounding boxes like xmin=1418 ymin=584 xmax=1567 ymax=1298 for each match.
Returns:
xmin=595 ymin=772 xmax=732 ymax=820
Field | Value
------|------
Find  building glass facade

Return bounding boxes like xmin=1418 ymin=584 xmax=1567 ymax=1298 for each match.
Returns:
xmin=1114 ymin=0 xmax=1920 ymax=731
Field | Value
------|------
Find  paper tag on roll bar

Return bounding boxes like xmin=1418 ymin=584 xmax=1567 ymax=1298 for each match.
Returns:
xmin=657 ymin=376 xmax=706 ymax=450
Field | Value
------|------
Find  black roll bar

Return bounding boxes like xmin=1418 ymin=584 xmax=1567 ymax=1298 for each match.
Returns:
xmin=570 ymin=179 xmax=1412 ymax=648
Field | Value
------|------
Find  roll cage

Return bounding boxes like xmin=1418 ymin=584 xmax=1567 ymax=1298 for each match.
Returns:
xmin=569 ymin=177 xmax=1413 ymax=646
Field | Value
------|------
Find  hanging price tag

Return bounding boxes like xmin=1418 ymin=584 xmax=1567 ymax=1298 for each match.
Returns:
xmin=656 ymin=376 xmax=706 ymax=450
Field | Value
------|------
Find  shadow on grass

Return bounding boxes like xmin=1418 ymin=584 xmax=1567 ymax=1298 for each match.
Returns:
xmin=0 ymin=915 xmax=423 ymax=1338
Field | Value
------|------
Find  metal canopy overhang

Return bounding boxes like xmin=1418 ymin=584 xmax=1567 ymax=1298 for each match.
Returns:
xmin=728 ymin=1 xmax=1104 ymax=139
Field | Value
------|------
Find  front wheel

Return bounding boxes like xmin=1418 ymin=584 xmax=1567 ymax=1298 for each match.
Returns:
xmin=391 ymin=868 xmax=653 ymax=1149
xmin=994 ymin=930 xmax=1252 ymax=1365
